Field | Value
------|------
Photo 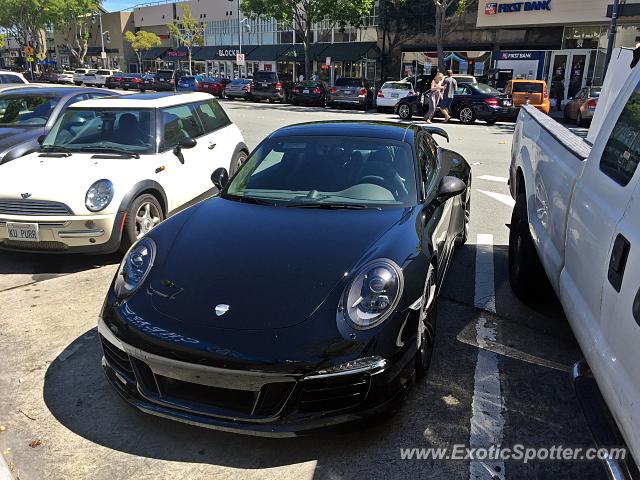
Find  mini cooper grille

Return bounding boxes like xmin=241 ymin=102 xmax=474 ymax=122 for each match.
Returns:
xmin=298 ymin=372 xmax=370 ymax=413
xmin=101 ymin=337 xmax=135 ymax=382
xmin=0 ymin=199 xmax=73 ymax=216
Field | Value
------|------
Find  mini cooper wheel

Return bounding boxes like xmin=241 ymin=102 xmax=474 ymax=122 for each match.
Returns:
xmin=229 ymin=150 xmax=248 ymax=176
xmin=397 ymin=103 xmax=412 ymax=120
xmin=121 ymin=194 xmax=164 ymax=251
xmin=416 ymin=265 xmax=437 ymax=377
xmin=459 ymin=107 xmax=476 ymax=124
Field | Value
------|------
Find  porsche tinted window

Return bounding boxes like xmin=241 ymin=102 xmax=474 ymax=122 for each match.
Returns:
xmin=0 ymin=95 xmax=59 ymax=127
xmin=600 ymin=84 xmax=640 ymax=186
xmin=226 ymin=136 xmax=417 ymax=207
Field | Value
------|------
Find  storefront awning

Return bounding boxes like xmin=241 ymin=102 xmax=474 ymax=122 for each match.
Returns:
xmin=317 ymin=42 xmax=378 ymax=62
xmin=142 ymin=47 xmax=170 ymax=60
xmin=607 ymin=2 xmax=640 ymax=17
xmin=193 ymin=45 xmax=259 ymax=61
xmin=277 ymin=43 xmax=331 ymax=61
xmin=244 ymin=44 xmax=291 ymax=61
xmin=86 ymin=47 xmax=119 ymax=55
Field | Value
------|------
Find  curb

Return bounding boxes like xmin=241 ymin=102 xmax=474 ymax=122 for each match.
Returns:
xmin=0 ymin=452 xmax=14 ymax=480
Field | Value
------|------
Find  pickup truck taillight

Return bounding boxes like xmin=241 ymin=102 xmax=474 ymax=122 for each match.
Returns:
xmin=587 ymin=99 xmax=597 ymax=109
xmin=377 ymin=90 xmax=384 ymax=98
xmin=484 ymin=97 xmax=499 ymax=107
xmin=330 ymin=87 xmax=337 ymax=94
xmin=275 ymin=82 xmax=283 ymax=90
xmin=358 ymin=88 xmax=367 ymax=97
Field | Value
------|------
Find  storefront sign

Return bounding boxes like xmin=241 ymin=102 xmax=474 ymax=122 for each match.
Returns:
xmin=498 ymin=51 xmax=540 ymax=60
xmin=218 ymin=49 xmax=239 ymax=58
xmin=485 ymin=0 xmax=551 ymax=14
xmin=167 ymin=50 xmax=187 ymax=57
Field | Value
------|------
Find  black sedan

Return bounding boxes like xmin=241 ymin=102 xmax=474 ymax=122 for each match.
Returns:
xmin=139 ymin=74 xmax=157 ymax=92
xmin=121 ymin=73 xmax=143 ymax=90
xmin=99 ymin=121 xmax=471 ymax=436
xmin=105 ymin=72 xmax=127 ymax=89
xmin=291 ymin=81 xmax=329 ymax=107
xmin=395 ymin=83 xmax=514 ymax=125
xmin=0 ymin=86 xmax=117 ymax=164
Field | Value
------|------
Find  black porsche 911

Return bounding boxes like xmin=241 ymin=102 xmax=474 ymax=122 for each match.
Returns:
xmin=395 ymin=83 xmax=515 ymax=125
xmin=99 ymin=121 xmax=471 ymax=436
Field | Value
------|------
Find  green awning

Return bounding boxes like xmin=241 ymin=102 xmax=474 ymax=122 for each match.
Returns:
xmin=141 ymin=47 xmax=169 ymax=60
xmin=277 ymin=43 xmax=331 ymax=61
xmin=244 ymin=44 xmax=291 ymax=61
xmin=318 ymin=42 xmax=378 ymax=62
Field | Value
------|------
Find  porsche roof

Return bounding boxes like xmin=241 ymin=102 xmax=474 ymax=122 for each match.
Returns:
xmin=69 ymin=92 xmax=213 ymax=109
xmin=268 ymin=121 xmax=416 ymax=142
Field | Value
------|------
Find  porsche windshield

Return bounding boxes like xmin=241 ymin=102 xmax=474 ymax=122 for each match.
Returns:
xmin=43 ymin=108 xmax=156 ymax=154
xmin=226 ymin=136 xmax=418 ymax=207
xmin=0 ymin=95 xmax=60 ymax=127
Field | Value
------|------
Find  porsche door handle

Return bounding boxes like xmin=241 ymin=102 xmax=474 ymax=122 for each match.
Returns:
xmin=208 ymin=142 xmax=216 ymax=150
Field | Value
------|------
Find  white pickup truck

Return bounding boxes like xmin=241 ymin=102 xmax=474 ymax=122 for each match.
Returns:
xmin=509 ymin=47 xmax=640 ymax=478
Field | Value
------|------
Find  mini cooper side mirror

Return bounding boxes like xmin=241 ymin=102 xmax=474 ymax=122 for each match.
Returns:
xmin=37 ymin=134 xmax=46 ymax=145
xmin=211 ymin=167 xmax=229 ymax=190
xmin=434 ymin=176 xmax=466 ymax=206
xmin=172 ymin=137 xmax=197 ymax=164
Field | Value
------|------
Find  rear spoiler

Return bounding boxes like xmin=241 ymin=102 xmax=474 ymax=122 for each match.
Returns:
xmin=422 ymin=126 xmax=449 ymax=142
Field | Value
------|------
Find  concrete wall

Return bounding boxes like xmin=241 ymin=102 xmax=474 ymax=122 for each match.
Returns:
xmin=134 ymin=0 xmax=239 ymax=28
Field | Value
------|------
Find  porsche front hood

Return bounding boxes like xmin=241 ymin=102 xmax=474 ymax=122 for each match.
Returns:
xmin=145 ymin=197 xmax=407 ymax=331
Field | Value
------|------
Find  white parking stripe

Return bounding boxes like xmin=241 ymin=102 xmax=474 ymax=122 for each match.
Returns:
xmin=470 ymin=234 xmax=505 ymax=480
xmin=477 ymin=175 xmax=509 ymax=183
xmin=477 ymin=190 xmax=516 ymax=208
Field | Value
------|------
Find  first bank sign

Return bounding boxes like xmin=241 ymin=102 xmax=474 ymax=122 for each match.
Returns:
xmin=485 ymin=0 xmax=551 ymax=14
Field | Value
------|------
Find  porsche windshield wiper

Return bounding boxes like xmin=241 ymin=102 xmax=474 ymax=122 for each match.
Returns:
xmin=86 ymin=146 xmax=140 ymax=159
xmin=224 ymin=194 xmax=276 ymax=206
xmin=286 ymin=202 xmax=373 ymax=210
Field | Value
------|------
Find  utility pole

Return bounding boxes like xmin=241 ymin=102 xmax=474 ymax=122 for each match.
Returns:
xmin=99 ymin=13 xmax=106 ymax=68
xmin=604 ymin=0 xmax=620 ymax=78
xmin=238 ymin=0 xmax=242 ymax=55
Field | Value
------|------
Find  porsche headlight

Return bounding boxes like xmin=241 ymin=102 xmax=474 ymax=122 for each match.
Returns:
xmin=340 ymin=259 xmax=403 ymax=330
xmin=85 ymin=179 xmax=114 ymax=212
xmin=114 ymin=238 xmax=156 ymax=298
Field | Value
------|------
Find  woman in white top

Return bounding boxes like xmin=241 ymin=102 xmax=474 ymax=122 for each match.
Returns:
xmin=424 ymin=73 xmax=444 ymax=124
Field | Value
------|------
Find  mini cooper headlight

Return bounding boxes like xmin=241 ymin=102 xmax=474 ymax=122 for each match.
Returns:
xmin=340 ymin=259 xmax=404 ymax=330
xmin=85 ymin=179 xmax=114 ymax=212
xmin=114 ymin=238 xmax=156 ymax=298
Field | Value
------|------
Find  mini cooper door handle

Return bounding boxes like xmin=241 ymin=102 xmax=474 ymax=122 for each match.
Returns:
xmin=208 ymin=142 xmax=216 ymax=150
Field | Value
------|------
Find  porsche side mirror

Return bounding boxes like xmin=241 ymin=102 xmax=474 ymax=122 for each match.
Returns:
xmin=434 ymin=176 xmax=466 ymax=206
xmin=211 ymin=167 xmax=229 ymax=190
xmin=37 ymin=134 xmax=46 ymax=145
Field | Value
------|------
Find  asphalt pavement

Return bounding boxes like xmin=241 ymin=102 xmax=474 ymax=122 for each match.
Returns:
xmin=0 ymin=101 xmax=603 ymax=480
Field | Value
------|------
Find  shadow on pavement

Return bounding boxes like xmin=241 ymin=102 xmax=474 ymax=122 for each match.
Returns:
xmin=0 ymin=250 xmax=121 ymax=277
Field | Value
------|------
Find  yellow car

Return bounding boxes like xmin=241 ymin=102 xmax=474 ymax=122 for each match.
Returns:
xmin=506 ymin=79 xmax=550 ymax=114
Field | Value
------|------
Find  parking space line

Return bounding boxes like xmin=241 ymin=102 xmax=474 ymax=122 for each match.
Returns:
xmin=477 ymin=175 xmax=509 ymax=183
xmin=477 ymin=190 xmax=516 ymax=208
xmin=470 ymin=234 xmax=505 ymax=480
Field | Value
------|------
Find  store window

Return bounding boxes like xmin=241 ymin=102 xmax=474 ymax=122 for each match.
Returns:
xmin=562 ymin=26 xmax=602 ymax=49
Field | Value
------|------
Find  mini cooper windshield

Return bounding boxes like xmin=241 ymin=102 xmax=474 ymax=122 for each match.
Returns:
xmin=225 ymin=136 xmax=418 ymax=208
xmin=43 ymin=108 xmax=156 ymax=154
xmin=0 ymin=95 xmax=60 ymax=127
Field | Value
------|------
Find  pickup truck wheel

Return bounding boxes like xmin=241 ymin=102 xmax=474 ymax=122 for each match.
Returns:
xmin=398 ymin=103 xmax=412 ymax=120
xmin=229 ymin=150 xmax=248 ymax=176
xmin=121 ymin=194 xmax=164 ymax=252
xmin=508 ymin=193 xmax=546 ymax=301
xmin=459 ymin=107 xmax=476 ymax=124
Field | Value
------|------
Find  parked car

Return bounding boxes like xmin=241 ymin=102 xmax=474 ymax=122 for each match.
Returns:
xmin=176 ymin=75 xmax=208 ymax=92
xmin=0 ymin=92 xmax=248 ymax=254
xmin=98 ymin=120 xmax=470 ymax=435
xmin=105 ymin=72 xmax=127 ymax=89
xmin=505 ymin=79 xmax=550 ymax=114
xmin=251 ymin=70 xmax=288 ymax=103
xmin=0 ymin=86 xmax=117 ymax=165
xmin=121 ymin=73 xmax=143 ymax=90
xmin=291 ymin=80 xmax=330 ymax=107
xmin=376 ymin=81 xmax=415 ymax=112
xmin=508 ymin=47 xmax=640 ymax=476
xmin=73 ymin=68 xmax=89 ymax=85
xmin=328 ymin=77 xmax=373 ymax=111
xmin=155 ymin=69 xmax=187 ymax=91
xmin=395 ymin=82 xmax=514 ymax=124
xmin=0 ymin=70 xmax=28 ymax=84
xmin=563 ymin=85 xmax=601 ymax=126
xmin=139 ymin=73 xmax=157 ymax=92
xmin=195 ymin=77 xmax=227 ymax=98
xmin=225 ymin=78 xmax=253 ymax=100
xmin=84 ymin=69 xmax=120 ymax=87
xmin=56 ymin=71 xmax=75 ymax=85
xmin=452 ymin=74 xmax=478 ymax=85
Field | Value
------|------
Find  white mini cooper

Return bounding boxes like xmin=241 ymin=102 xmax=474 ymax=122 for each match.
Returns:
xmin=0 ymin=92 xmax=248 ymax=253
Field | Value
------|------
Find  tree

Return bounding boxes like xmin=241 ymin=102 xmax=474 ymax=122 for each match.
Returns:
xmin=433 ymin=0 xmax=476 ymax=69
xmin=0 ymin=34 xmax=5 ymax=50
xmin=168 ymin=3 xmax=204 ymax=75
xmin=242 ymin=0 xmax=374 ymax=79
xmin=52 ymin=0 xmax=101 ymax=67
xmin=125 ymin=30 xmax=162 ymax=73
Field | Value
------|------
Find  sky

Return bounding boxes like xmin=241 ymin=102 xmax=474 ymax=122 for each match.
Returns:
xmin=103 ymin=0 xmax=139 ymax=12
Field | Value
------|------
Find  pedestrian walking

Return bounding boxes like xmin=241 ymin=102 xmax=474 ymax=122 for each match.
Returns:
xmin=440 ymin=70 xmax=456 ymax=122
xmin=424 ymin=72 xmax=444 ymax=124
